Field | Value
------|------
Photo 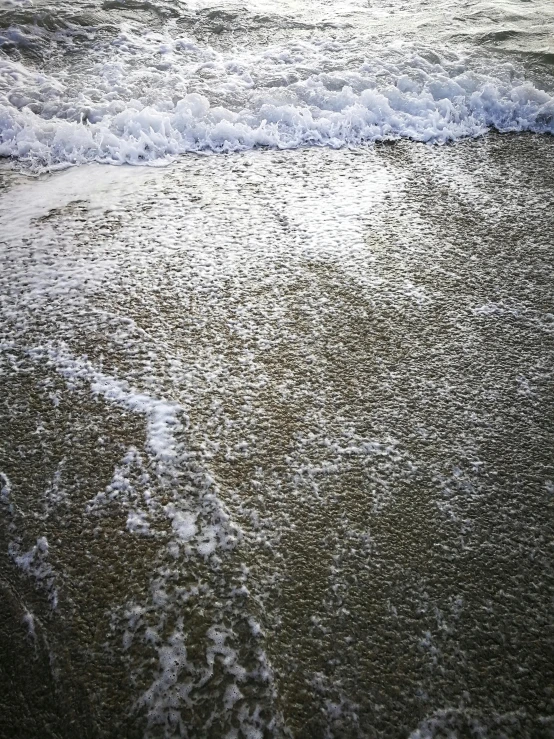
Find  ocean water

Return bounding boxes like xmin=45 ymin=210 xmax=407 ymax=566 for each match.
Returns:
xmin=0 ymin=0 xmax=554 ymax=168
xmin=0 ymin=2 xmax=553 ymax=738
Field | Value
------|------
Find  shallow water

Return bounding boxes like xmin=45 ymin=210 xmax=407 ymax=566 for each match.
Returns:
xmin=1 ymin=133 xmax=554 ymax=737
xmin=1 ymin=1 xmax=554 ymax=737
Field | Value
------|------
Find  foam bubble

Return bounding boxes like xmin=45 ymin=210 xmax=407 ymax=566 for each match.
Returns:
xmin=170 ymin=510 xmax=198 ymax=542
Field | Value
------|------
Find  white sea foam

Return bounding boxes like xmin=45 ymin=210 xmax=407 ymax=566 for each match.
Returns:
xmin=1 ymin=30 xmax=553 ymax=170
xmin=9 ymin=536 xmax=59 ymax=608
xmin=17 ymin=343 xmax=242 ymax=562
xmin=0 ymin=471 xmax=12 ymax=505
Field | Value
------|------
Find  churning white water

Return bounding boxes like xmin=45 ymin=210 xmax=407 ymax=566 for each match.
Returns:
xmin=1 ymin=0 xmax=553 ymax=168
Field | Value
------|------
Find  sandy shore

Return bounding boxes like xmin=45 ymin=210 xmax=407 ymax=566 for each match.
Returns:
xmin=1 ymin=134 xmax=553 ymax=737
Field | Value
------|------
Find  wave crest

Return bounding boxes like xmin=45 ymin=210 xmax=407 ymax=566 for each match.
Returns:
xmin=1 ymin=36 xmax=553 ymax=169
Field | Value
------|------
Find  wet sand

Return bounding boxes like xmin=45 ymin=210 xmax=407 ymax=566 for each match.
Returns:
xmin=1 ymin=134 xmax=553 ymax=737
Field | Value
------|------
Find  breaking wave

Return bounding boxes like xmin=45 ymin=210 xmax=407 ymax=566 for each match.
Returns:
xmin=1 ymin=17 xmax=553 ymax=170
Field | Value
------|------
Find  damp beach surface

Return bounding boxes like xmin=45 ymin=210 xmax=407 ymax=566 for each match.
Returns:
xmin=1 ymin=133 xmax=553 ymax=737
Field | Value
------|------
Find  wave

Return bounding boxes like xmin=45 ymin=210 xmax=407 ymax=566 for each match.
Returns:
xmin=1 ymin=32 xmax=553 ymax=170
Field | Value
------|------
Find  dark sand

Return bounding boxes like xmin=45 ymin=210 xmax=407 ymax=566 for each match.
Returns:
xmin=1 ymin=134 xmax=553 ymax=737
